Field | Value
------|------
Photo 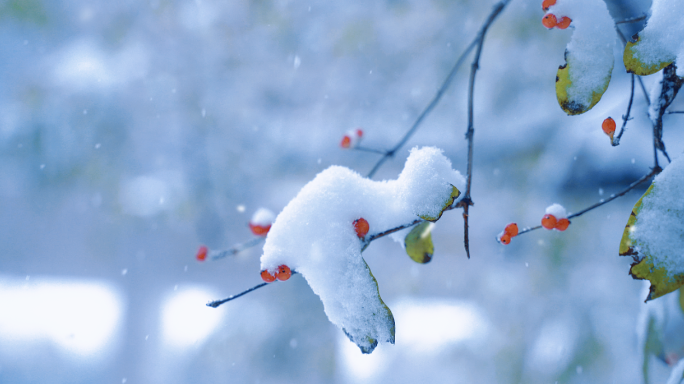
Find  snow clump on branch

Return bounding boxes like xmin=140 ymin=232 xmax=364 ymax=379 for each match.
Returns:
xmin=260 ymin=146 xmax=464 ymax=353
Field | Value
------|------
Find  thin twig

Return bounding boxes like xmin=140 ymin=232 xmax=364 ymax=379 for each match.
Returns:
xmin=455 ymin=0 xmax=511 ymax=258
xmin=207 ymin=237 xmax=265 ymax=261
xmin=354 ymin=146 xmax=389 ymax=155
xmin=516 ymin=167 xmax=661 ymax=237
xmin=207 ymin=271 xmax=300 ymax=308
xmin=612 ymin=74 xmax=635 ymax=146
xmin=365 ymin=36 xmax=479 ymax=178
xmin=666 ymin=111 xmax=684 ymax=114
xmin=615 ymin=14 xmax=647 ymax=25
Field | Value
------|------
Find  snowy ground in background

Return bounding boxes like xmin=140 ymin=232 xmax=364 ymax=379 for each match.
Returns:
xmin=1 ymin=0 xmax=681 ymax=383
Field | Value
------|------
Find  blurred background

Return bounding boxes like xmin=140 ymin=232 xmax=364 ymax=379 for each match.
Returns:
xmin=1 ymin=0 xmax=683 ymax=382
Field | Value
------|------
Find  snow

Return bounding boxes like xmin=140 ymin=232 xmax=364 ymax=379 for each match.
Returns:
xmin=260 ymin=146 xmax=464 ymax=352
xmin=667 ymin=358 xmax=684 ymax=384
xmin=632 ymin=154 xmax=684 ymax=277
xmin=649 ymin=70 xmax=665 ymax=122
xmin=546 ymin=0 xmax=615 ymax=112
xmin=545 ymin=203 xmax=567 ymax=218
xmin=627 ymin=0 xmax=684 ymax=70
xmin=250 ymin=208 xmax=275 ymax=226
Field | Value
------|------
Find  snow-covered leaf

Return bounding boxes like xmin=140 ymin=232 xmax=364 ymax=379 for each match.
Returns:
xmin=418 ymin=185 xmax=460 ymax=222
xmin=623 ymin=0 xmax=684 ymax=77
xmin=545 ymin=0 xmax=615 ymax=115
xmin=405 ymin=222 xmax=434 ymax=264
xmin=620 ymin=155 xmax=684 ymax=301
xmin=260 ymin=147 xmax=465 ymax=353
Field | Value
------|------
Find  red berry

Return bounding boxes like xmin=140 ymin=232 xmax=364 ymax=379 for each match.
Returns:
xmin=542 ymin=14 xmax=557 ymax=29
xmin=261 ymin=269 xmax=276 ymax=283
xmin=602 ymin=117 xmax=616 ymax=138
xmin=504 ymin=223 xmax=519 ymax=237
xmin=249 ymin=223 xmax=271 ymax=236
xmin=275 ymin=265 xmax=291 ymax=281
xmin=353 ymin=218 xmax=369 ymax=238
xmin=557 ymin=16 xmax=571 ymax=29
xmin=196 ymin=245 xmax=208 ymax=262
xmin=356 ymin=129 xmax=363 ymax=137
xmin=541 ymin=214 xmax=557 ymax=230
xmin=555 ymin=218 xmax=570 ymax=231
xmin=542 ymin=0 xmax=556 ymax=11
xmin=340 ymin=135 xmax=351 ymax=148
xmin=500 ymin=233 xmax=511 ymax=245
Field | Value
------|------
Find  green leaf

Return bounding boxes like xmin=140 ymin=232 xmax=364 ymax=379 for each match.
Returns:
xmin=419 ymin=185 xmax=460 ymax=222
xmin=405 ymin=222 xmax=434 ymax=264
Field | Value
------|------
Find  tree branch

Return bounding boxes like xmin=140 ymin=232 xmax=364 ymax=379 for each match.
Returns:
xmin=207 ymin=271 xmax=300 ymax=308
xmin=365 ymin=39 xmax=479 ymax=178
xmin=611 ymin=73 xmax=635 ymax=146
xmin=515 ymin=167 xmax=661 ymax=237
xmin=457 ymin=0 xmax=510 ymax=258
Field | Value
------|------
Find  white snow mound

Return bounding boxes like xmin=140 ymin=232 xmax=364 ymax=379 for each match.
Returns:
xmin=260 ymin=146 xmax=464 ymax=353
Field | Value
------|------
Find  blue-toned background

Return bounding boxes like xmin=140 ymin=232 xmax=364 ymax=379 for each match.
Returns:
xmin=1 ymin=0 xmax=680 ymax=382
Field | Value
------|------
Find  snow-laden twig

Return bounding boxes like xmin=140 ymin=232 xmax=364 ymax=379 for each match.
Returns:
xmin=515 ymin=167 xmax=661 ymax=237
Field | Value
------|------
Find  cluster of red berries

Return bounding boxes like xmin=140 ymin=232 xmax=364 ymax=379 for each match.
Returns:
xmin=353 ymin=217 xmax=369 ymax=238
xmin=541 ymin=214 xmax=570 ymax=231
xmin=340 ymin=128 xmax=364 ymax=149
xmin=541 ymin=0 xmax=571 ymax=29
xmin=498 ymin=223 xmax=519 ymax=245
xmin=602 ymin=117 xmax=616 ymax=140
xmin=261 ymin=265 xmax=292 ymax=283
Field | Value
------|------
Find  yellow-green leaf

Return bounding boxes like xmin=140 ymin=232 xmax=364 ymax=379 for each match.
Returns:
xmin=623 ymin=34 xmax=675 ymax=77
xmin=405 ymin=222 xmax=434 ymax=264
xmin=419 ymin=185 xmax=460 ymax=222
xmin=619 ymin=166 xmax=684 ymax=301
xmin=556 ymin=54 xmax=612 ymax=115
